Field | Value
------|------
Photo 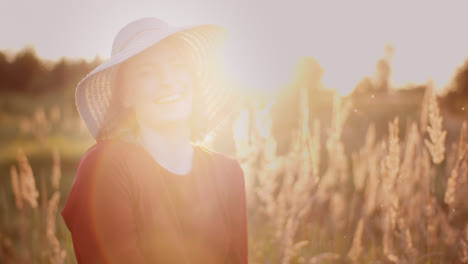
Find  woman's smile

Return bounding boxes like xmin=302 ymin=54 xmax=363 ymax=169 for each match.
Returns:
xmin=117 ymin=38 xmax=196 ymax=124
xmin=154 ymin=91 xmax=186 ymax=104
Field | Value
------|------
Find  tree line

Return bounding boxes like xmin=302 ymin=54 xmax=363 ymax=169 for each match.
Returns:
xmin=0 ymin=46 xmax=102 ymax=95
xmin=1 ymin=45 xmax=467 ymax=102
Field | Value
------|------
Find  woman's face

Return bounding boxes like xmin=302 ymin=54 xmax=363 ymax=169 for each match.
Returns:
xmin=118 ymin=40 xmax=195 ymax=128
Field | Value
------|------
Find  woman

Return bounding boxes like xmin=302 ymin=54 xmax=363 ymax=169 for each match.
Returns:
xmin=61 ymin=17 xmax=248 ymax=264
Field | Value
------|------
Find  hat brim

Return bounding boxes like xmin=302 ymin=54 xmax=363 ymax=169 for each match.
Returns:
xmin=75 ymin=23 xmax=232 ymax=141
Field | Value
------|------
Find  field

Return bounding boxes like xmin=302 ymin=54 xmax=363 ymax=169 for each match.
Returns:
xmin=0 ymin=84 xmax=468 ymax=264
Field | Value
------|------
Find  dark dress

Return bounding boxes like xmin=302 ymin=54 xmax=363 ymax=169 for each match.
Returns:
xmin=61 ymin=139 xmax=248 ymax=264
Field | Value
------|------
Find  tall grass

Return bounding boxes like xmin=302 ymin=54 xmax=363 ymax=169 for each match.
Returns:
xmin=1 ymin=86 xmax=467 ymax=263
xmin=235 ymin=86 xmax=468 ymax=263
xmin=1 ymin=105 xmax=81 ymax=264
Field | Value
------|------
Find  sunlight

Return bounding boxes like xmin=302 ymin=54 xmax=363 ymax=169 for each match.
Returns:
xmin=233 ymin=109 xmax=250 ymax=144
xmin=222 ymin=36 xmax=295 ymax=95
xmin=255 ymin=101 xmax=274 ymax=138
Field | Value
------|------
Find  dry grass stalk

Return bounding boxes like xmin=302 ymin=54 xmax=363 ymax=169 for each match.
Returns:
xmin=311 ymin=120 xmax=321 ymax=180
xmin=404 ymin=228 xmax=417 ymax=259
xmin=0 ymin=233 xmax=15 ymax=262
xmin=444 ymin=145 xmax=468 ymax=211
xmin=351 ymin=153 xmax=365 ymax=191
xmin=46 ymin=192 xmax=66 ymax=264
xmin=383 ymin=213 xmax=399 ymax=263
xmin=419 ymin=85 xmax=432 ymax=134
xmin=325 ymin=95 xmax=351 ymax=183
xmin=446 ymin=142 xmax=459 ymax=175
xmin=384 ymin=117 xmax=400 ymax=192
xmin=399 ymin=123 xmax=425 ymax=225
xmin=439 ymin=205 xmax=458 ymax=246
xmin=16 ymin=149 xmax=39 ymax=209
xmin=381 ymin=118 xmax=403 ymax=263
xmin=388 ymin=197 xmax=399 ymax=236
xmin=424 ymin=91 xmax=447 ymax=164
xmin=460 ymin=224 xmax=468 ymax=263
xmin=308 ymin=252 xmax=341 ymax=264
xmin=352 ymin=124 xmax=376 ymax=192
xmin=459 ymin=121 xmax=467 ymax=159
xmin=383 ymin=118 xmax=401 ymax=231
xmin=251 ymin=103 xmax=282 ymax=219
xmin=10 ymin=165 xmax=23 ymax=210
xmin=420 ymin=148 xmax=433 ymax=199
xmin=347 ymin=217 xmax=364 ymax=262
xmin=51 ymin=147 xmax=61 ymax=190
xmin=281 ymin=240 xmax=309 ymax=264
xmin=400 ymin=123 xmax=420 ymax=183
xmin=363 ymin=144 xmax=382 ymax=216
xmin=316 ymin=95 xmax=351 ymax=208
xmin=327 ymin=94 xmax=351 ymax=148
xmin=460 ymin=239 xmax=468 ymax=263
xmin=426 ymin=189 xmax=439 ymax=250
xmin=257 ymin=160 xmax=281 ymax=220
xmin=279 ymin=217 xmax=302 ymax=264
xmin=398 ymin=217 xmax=418 ymax=260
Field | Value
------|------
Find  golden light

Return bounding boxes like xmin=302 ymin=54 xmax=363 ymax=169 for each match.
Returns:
xmin=233 ymin=109 xmax=250 ymax=143
xmin=255 ymin=101 xmax=274 ymax=139
xmin=218 ymin=0 xmax=468 ymax=96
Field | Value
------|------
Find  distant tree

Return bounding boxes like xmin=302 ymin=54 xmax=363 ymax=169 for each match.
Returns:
xmin=0 ymin=51 xmax=8 ymax=90
xmin=441 ymin=59 xmax=468 ymax=115
xmin=9 ymin=46 xmax=44 ymax=92
xmin=374 ymin=58 xmax=391 ymax=92
xmin=450 ymin=59 xmax=468 ymax=97
xmin=352 ymin=44 xmax=395 ymax=95
xmin=0 ymin=47 xmax=106 ymax=95
xmin=271 ymin=56 xmax=329 ymax=154
xmin=293 ymin=57 xmax=325 ymax=92
xmin=50 ymin=58 xmax=68 ymax=90
xmin=353 ymin=76 xmax=374 ymax=94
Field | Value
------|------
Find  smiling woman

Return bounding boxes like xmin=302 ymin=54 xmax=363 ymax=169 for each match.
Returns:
xmin=115 ymin=39 xmax=196 ymax=135
xmin=96 ymin=23 xmax=231 ymax=145
xmin=61 ymin=17 xmax=248 ymax=264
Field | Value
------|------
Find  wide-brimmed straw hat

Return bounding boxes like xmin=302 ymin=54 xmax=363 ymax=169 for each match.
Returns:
xmin=75 ymin=17 xmax=237 ymax=143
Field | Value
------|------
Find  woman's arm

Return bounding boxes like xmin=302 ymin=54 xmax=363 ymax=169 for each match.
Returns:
xmin=225 ymin=160 xmax=249 ymax=264
xmin=62 ymin=146 xmax=148 ymax=264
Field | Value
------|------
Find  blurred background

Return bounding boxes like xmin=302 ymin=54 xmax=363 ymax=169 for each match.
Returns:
xmin=1 ymin=0 xmax=468 ymax=263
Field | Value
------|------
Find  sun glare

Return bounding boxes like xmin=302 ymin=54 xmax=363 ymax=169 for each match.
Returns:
xmin=221 ymin=0 xmax=468 ymax=97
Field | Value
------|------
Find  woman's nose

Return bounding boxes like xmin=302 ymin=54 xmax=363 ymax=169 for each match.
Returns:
xmin=157 ymin=65 xmax=185 ymax=92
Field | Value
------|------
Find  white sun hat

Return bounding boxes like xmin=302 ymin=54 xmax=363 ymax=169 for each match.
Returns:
xmin=75 ymin=17 xmax=238 ymax=143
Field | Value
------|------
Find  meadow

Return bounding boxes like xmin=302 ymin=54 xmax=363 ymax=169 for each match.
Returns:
xmin=1 ymin=80 xmax=467 ymax=264
xmin=239 ymin=87 xmax=467 ymax=264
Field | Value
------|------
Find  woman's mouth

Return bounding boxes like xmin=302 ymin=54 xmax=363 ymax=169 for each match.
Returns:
xmin=154 ymin=92 xmax=184 ymax=104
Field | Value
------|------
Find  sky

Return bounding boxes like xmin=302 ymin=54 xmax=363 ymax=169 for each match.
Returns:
xmin=2 ymin=0 xmax=468 ymax=94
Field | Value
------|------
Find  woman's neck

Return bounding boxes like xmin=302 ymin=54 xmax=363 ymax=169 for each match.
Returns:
xmin=137 ymin=123 xmax=194 ymax=176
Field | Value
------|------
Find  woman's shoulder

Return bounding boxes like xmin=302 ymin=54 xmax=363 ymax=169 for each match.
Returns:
xmin=78 ymin=139 xmax=139 ymax=166
xmin=74 ymin=139 xmax=143 ymax=185
xmin=62 ymin=140 xmax=140 ymax=230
